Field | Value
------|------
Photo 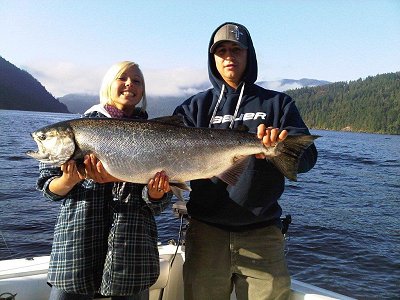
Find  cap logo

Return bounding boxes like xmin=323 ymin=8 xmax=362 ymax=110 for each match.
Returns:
xmin=210 ymin=23 xmax=248 ymax=53
xmin=231 ymin=26 xmax=243 ymax=41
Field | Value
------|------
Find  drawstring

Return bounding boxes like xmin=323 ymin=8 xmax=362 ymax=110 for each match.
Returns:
xmin=229 ymin=82 xmax=245 ymax=129
xmin=209 ymin=82 xmax=246 ymax=129
xmin=209 ymin=84 xmax=225 ymax=128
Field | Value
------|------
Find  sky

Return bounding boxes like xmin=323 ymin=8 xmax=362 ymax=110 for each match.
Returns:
xmin=1 ymin=0 xmax=399 ymax=98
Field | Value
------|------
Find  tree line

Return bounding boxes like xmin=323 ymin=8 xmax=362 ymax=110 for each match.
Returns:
xmin=286 ymin=72 xmax=400 ymax=134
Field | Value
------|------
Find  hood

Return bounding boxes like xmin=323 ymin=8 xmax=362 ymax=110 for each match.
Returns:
xmin=208 ymin=22 xmax=258 ymax=91
xmin=83 ymin=104 xmax=149 ymax=120
xmin=83 ymin=104 xmax=112 ymax=117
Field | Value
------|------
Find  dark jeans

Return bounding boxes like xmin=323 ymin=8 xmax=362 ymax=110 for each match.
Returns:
xmin=49 ymin=286 xmax=149 ymax=300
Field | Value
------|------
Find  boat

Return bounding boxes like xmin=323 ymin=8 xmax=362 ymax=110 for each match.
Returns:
xmin=0 ymin=244 xmax=356 ymax=300
xmin=0 ymin=203 xmax=356 ymax=300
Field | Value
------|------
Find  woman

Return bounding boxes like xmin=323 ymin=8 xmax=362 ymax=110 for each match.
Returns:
xmin=37 ymin=61 xmax=172 ymax=300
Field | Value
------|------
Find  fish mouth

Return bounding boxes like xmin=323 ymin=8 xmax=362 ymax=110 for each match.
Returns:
xmin=26 ymin=148 xmax=71 ymax=166
xmin=26 ymin=150 xmax=66 ymax=165
xmin=26 ymin=150 xmax=50 ymax=161
xmin=26 ymin=138 xmax=50 ymax=162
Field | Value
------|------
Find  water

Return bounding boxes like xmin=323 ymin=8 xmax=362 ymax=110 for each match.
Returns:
xmin=0 ymin=109 xmax=399 ymax=299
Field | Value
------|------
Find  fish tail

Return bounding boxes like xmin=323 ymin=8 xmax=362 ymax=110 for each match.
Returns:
xmin=269 ymin=135 xmax=319 ymax=181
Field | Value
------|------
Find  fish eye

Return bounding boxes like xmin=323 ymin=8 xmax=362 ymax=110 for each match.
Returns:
xmin=37 ymin=133 xmax=46 ymax=141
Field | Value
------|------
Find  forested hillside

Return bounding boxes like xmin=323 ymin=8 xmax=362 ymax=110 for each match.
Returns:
xmin=287 ymin=72 xmax=400 ymax=134
xmin=0 ymin=56 xmax=69 ymax=113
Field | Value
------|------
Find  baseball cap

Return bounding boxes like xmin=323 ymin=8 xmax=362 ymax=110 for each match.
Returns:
xmin=210 ymin=23 xmax=248 ymax=53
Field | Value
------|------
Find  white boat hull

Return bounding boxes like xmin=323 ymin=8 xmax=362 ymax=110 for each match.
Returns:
xmin=0 ymin=245 xmax=354 ymax=300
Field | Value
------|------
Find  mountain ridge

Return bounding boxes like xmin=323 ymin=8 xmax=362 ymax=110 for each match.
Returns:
xmin=59 ymin=78 xmax=331 ymax=116
xmin=0 ymin=56 xmax=69 ymax=113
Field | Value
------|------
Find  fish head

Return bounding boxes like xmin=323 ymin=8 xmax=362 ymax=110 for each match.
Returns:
xmin=26 ymin=123 xmax=76 ymax=165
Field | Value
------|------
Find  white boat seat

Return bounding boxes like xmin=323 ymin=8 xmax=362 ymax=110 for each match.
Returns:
xmin=0 ymin=252 xmax=184 ymax=300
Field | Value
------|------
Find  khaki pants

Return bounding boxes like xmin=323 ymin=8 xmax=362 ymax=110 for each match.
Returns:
xmin=183 ymin=219 xmax=291 ymax=300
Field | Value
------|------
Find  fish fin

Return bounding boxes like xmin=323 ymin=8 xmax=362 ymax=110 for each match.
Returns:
xmin=269 ymin=135 xmax=319 ymax=181
xmin=217 ymin=156 xmax=251 ymax=186
xmin=170 ymin=181 xmax=191 ymax=201
xmin=170 ymin=181 xmax=191 ymax=191
xmin=150 ymin=115 xmax=185 ymax=126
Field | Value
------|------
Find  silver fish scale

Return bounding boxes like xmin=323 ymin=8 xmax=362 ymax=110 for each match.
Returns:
xmin=68 ymin=118 xmax=267 ymax=184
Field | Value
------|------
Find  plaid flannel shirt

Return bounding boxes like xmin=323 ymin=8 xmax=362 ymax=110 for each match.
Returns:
xmin=37 ymin=109 xmax=172 ymax=295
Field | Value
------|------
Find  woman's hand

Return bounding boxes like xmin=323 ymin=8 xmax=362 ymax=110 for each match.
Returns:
xmin=82 ymin=155 xmax=171 ymax=199
xmin=48 ymin=160 xmax=83 ymax=196
xmin=60 ymin=160 xmax=85 ymax=183
xmin=83 ymin=154 xmax=121 ymax=183
xmin=255 ymin=124 xmax=288 ymax=159
xmin=147 ymin=171 xmax=171 ymax=200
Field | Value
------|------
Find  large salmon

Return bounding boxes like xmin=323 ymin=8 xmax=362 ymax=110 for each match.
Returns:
xmin=26 ymin=116 xmax=318 ymax=197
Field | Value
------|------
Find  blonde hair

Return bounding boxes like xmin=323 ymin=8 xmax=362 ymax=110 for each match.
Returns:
xmin=99 ymin=61 xmax=147 ymax=112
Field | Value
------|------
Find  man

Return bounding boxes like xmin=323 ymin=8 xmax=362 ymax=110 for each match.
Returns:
xmin=173 ymin=22 xmax=318 ymax=300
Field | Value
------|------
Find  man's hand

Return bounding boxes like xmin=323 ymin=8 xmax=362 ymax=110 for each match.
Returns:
xmin=255 ymin=124 xmax=288 ymax=159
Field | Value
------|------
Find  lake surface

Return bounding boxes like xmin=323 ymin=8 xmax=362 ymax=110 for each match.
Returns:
xmin=0 ymin=109 xmax=399 ymax=299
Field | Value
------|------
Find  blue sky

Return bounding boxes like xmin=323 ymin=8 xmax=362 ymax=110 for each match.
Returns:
xmin=1 ymin=0 xmax=399 ymax=97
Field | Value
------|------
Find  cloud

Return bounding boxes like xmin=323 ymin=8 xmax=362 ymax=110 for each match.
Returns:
xmin=144 ymin=67 xmax=209 ymax=97
xmin=21 ymin=61 xmax=316 ymax=98
xmin=257 ymin=80 xmax=302 ymax=92
xmin=21 ymin=61 xmax=209 ymax=98
xmin=21 ymin=61 xmax=104 ymax=97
